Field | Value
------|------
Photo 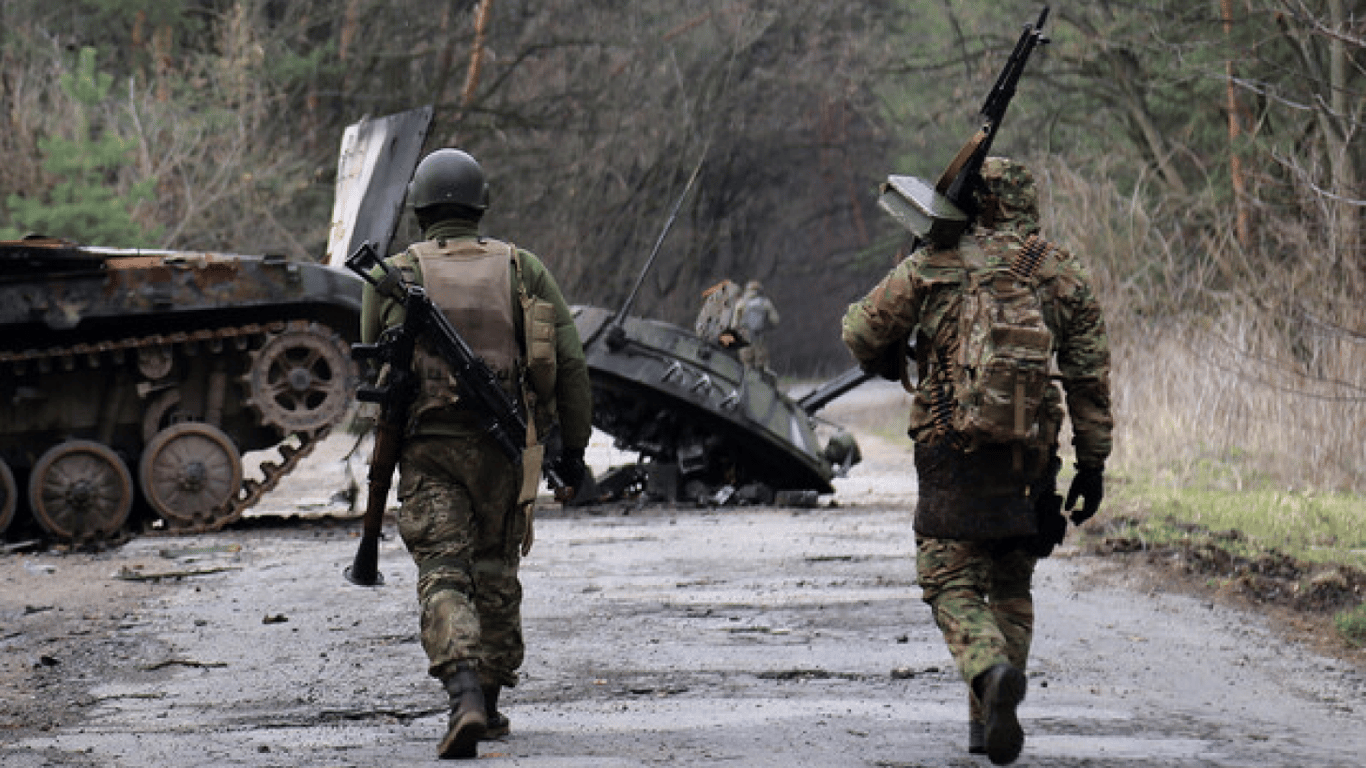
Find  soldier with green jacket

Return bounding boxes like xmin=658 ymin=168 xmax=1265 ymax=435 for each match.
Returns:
xmin=360 ymin=148 xmax=593 ymax=760
xmin=841 ymin=157 xmax=1112 ymax=765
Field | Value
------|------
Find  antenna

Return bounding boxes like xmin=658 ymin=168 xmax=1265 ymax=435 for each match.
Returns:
xmin=611 ymin=148 xmax=708 ymax=328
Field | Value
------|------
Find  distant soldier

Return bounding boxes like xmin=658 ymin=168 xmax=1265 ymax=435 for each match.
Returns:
xmin=360 ymin=148 xmax=593 ymax=760
xmin=841 ymin=158 xmax=1112 ymax=764
xmin=734 ymin=280 xmax=780 ymax=370
xmin=695 ymin=279 xmax=745 ymax=350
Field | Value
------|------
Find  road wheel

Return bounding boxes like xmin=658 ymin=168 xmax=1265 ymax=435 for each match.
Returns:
xmin=28 ymin=441 xmax=134 ymax=542
xmin=140 ymin=423 xmax=244 ymax=528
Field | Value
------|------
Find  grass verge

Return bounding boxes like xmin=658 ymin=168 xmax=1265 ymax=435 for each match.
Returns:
xmin=1072 ymin=467 xmax=1366 ymax=651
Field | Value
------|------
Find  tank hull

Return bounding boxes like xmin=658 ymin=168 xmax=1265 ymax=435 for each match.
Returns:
xmin=574 ymin=306 xmax=850 ymax=504
xmin=0 ymin=239 xmax=362 ymax=542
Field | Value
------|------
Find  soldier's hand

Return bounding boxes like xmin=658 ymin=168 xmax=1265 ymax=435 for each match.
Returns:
xmin=1065 ymin=464 xmax=1104 ymax=524
xmin=862 ymin=341 xmax=905 ymax=382
xmin=546 ymin=445 xmax=584 ymax=500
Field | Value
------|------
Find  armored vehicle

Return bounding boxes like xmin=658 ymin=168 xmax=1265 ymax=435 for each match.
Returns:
xmin=0 ymin=107 xmax=432 ymax=544
xmin=562 ymin=157 xmax=868 ymax=506
xmin=572 ymin=305 xmax=863 ymax=505
xmin=0 ymin=237 xmax=361 ymax=542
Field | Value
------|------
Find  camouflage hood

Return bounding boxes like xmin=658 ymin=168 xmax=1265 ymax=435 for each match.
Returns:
xmin=975 ymin=157 xmax=1040 ymax=237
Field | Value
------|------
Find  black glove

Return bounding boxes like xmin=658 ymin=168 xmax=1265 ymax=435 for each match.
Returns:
xmin=1065 ymin=464 xmax=1104 ymax=525
xmin=554 ymin=448 xmax=587 ymax=491
xmin=861 ymin=340 xmax=905 ymax=382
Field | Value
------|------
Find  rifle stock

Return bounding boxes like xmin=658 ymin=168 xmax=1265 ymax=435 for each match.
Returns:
xmin=344 ymin=419 xmax=402 ymax=586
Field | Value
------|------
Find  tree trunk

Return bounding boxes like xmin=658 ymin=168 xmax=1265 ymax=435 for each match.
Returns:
xmin=1325 ymin=0 xmax=1360 ymax=281
xmin=1222 ymin=0 xmax=1250 ymax=249
xmin=462 ymin=0 xmax=493 ymax=109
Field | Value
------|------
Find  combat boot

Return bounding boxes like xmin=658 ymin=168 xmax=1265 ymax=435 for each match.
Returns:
xmin=439 ymin=665 xmax=487 ymax=759
xmin=975 ymin=663 xmax=1026 ymax=765
xmin=481 ymin=684 xmax=510 ymax=740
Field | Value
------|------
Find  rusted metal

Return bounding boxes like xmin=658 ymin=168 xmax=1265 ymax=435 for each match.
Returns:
xmin=0 ymin=107 xmax=434 ymax=544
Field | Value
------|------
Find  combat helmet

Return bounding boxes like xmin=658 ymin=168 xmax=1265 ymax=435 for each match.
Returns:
xmin=975 ymin=157 xmax=1039 ymax=230
xmin=408 ymin=148 xmax=490 ymax=213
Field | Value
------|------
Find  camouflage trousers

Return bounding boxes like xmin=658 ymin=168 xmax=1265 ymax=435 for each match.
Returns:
xmin=739 ymin=336 xmax=770 ymax=369
xmin=916 ymin=536 xmax=1037 ymax=724
xmin=396 ymin=435 xmax=527 ymax=688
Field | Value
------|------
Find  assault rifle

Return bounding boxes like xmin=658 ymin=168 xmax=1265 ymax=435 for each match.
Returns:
xmin=877 ymin=6 xmax=1050 ymax=247
xmin=341 ymin=241 xmax=528 ymax=587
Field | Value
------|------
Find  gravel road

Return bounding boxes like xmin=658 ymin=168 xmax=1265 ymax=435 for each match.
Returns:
xmin=2 ymin=381 xmax=1363 ymax=766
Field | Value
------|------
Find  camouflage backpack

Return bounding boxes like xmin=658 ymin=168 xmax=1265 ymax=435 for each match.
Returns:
xmin=947 ymin=234 xmax=1055 ymax=448
xmin=694 ymin=279 xmax=743 ymax=346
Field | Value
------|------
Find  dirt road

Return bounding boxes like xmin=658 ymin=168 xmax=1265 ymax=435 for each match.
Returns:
xmin=3 ymin=383 xmax=1364 ymax=766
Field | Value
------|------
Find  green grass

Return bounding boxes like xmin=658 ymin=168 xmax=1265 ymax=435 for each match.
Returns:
xmin=1095 ymin=471 xmax=1366 ymax=570
xmin=1335 ymin=604 xmax=1366 ymax=647
xmin=1081 ymin=464 xmax=1366 ymax=647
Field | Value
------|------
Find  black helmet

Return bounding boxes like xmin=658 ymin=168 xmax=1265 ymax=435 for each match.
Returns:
xmin=408 ymin=148 xmax=490 ymax=212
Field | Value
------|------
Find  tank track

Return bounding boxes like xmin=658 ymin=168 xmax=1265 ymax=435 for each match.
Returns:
xmin=150 ymin=424 xmax=331 ymax=536
xmin=1 ymin=320 xmax=341 ymax=536
xmin=1 ymin=323 xmax=270 ymax=372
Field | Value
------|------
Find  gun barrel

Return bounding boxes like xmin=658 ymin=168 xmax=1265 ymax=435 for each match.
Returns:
xmin=935 ymin=6 xmax=1050 ymax=214
xmin=796 ymin=366 xmax=875 ymax=415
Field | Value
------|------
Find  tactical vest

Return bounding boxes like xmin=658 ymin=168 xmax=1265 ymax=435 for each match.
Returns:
xmin=513 ymin=253 xmax=559 ymax=439
xmin=741 ymin=297 xmax=771 ymax=335
xmin=407 ymin=238 xmax=521 ymax=428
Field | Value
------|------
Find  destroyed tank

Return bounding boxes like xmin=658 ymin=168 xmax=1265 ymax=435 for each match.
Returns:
xmin=0 ymin=237 xmax=362 ymax=543
xmin=572 ymin=304 xmax=863 ymax=505
xmin=563 ymin=158 xmax=869 ymax=507
xmin=0 ymin=108 xmax=434 ymax=544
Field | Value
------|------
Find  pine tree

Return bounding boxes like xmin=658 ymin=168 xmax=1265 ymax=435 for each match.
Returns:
xmin=4 ymin=47 xmax=159 ymax=247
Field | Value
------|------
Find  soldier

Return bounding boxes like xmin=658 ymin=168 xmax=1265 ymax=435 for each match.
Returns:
xmin=841 ymin=158 xmax=1111 ymax=765
xmin=734 ymin=280 xmax=780 ymax=370
xmin=360 ymin=148 xmax=593 ymax=760
xmin=694 ymin=278 xmax=744 ymax=349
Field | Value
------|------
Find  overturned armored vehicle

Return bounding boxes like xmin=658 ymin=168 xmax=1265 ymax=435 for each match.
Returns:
xmin=573 ymin=305 xmax=863 ymax=505
xmin=0 ymin=108 xmax=432 ymax=544
xmin=564 ymin=157 xmax=869 ymax=506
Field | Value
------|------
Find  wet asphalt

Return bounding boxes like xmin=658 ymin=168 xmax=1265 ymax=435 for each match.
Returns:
xmin=4 ymin=496 xmax=1364 ymax=767
xmin=3 ymin=389 xmax=1365 ymax=767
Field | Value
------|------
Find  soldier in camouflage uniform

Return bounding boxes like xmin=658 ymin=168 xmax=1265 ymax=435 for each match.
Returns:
xmin=360 ymin=148 xmax=593 ymax=760
xmin=734 ymin=280 xmax=780 ymax=370
xmin=841 ymin=158 xmax=1111 ymax=765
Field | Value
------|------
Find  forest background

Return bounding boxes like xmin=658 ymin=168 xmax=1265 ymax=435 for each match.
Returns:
xmin=1 ymin=1 xmax=1364 ymax=540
